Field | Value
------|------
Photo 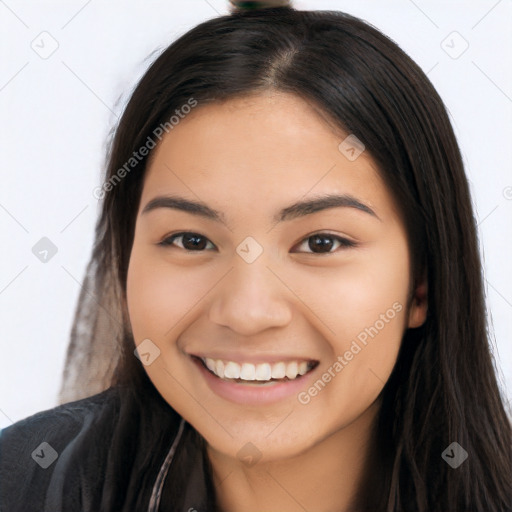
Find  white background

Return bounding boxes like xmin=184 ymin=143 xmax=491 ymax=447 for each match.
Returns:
xmin=0 ymin=0 xmax=511 ymax=427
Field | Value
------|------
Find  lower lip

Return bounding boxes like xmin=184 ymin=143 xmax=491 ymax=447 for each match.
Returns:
xmin=192 ymin=357 xmax=317 ymax=405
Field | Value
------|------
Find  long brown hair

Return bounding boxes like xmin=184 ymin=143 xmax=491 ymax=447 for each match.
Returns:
xmin=60 ymin=6 xmax=512 ymax=511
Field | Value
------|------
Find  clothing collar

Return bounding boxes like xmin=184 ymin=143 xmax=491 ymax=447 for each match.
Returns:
xmin=148 ymin=418 xmax=186 ymax=511
xmin=149 ymin=418 xmax=215 ymax=512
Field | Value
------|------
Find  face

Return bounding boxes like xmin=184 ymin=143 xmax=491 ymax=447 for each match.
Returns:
xmin=126 ymin=91 xmax=427 ymax=463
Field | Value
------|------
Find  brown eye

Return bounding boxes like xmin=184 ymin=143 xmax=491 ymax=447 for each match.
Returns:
xmin=293 ymin=233 xmax=356 ymax=254
xmin=159 ymin=232 xmax=215 ymax=251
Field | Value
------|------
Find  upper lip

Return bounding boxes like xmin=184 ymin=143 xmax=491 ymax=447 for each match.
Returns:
xmin=188 ymin=352 xmax=318 ymax=365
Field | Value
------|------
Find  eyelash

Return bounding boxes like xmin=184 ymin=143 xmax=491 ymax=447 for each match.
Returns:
xmin=157 ymin=231 xmax=357 ymax=254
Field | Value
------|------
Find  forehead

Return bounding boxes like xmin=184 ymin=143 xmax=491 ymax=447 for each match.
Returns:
xmin=141 ymin=92 xmax=397 ymax=224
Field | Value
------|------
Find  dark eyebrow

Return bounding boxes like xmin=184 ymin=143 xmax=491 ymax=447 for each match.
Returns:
xmin=141 ymin=195 xmax=225 ymax=223
xmin=275 ymin=194 xmax=380 ymax=222
xmin=141 ymin=193 xmax=380 ymax=224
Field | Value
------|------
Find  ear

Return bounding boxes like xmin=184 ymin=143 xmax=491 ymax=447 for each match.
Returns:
xmin=407 ymin=270 xmax=428 ymax=329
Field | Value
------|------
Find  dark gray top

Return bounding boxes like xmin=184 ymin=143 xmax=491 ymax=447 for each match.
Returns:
xmin=0 ymin=386 xmax=214 ymax=511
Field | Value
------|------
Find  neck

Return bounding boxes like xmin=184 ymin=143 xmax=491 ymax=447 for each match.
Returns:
xmin=207 ymin=399 xmax=382 ymax=512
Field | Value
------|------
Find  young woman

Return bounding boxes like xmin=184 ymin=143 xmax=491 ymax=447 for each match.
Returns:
xmin=1 ymin=2 xmax=511 ymax=511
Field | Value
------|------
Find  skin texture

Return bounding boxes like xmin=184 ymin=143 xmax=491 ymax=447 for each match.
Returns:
xmin=126 ymin=91 xmax=428 ymax=512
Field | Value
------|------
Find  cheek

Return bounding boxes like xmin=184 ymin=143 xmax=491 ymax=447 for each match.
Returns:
xmin=294 ymin=239 xmax=411 ymax=343
xmin=126 ymin=248 xmax=215 ymax=342
xmin=127 ymin=257 xmax=174 ymax=340
xmin=294 ymin=239 xmax=410 ymax=413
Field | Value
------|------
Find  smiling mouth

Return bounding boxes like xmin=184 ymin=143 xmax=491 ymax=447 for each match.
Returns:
xmin=194 ymin=356 xmax=319 ymax=384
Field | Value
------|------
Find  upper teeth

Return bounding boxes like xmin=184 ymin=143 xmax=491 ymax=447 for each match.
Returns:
xmin=203 ymin=358 xmax=312 ymax=381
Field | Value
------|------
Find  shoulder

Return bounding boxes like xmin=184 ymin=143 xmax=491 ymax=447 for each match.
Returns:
xmin=0 ymin=386 xmax=119 ymax=453
xmin=0 ymin=387 xmax=120 ymax=512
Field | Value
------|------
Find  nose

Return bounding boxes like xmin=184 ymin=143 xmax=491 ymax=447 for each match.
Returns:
xmin=208 ymin=258 xmax=293 ymax=336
